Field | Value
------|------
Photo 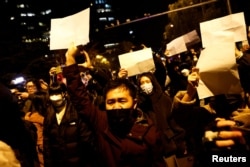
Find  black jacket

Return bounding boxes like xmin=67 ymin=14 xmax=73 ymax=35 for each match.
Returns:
xmin=43 ymin=97 xmax=98 ymax=167
xmin=137 ymin=72 xmax=186 ymax=157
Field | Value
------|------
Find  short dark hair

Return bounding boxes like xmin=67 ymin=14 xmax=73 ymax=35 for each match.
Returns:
xmin=25 ymin=78 xmax=41 ymax=90
xmin=49 ymin=82 xmax=67 ymax=95
xmin=103 ymin=78 xmax=137 ymax=100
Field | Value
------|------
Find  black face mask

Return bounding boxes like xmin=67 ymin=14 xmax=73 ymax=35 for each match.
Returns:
xmin=106 ymin=108 xmax=137 ymax=137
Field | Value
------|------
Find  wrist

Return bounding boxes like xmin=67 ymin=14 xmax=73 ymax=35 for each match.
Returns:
xmin=235 ymin=51 xmax=244 ymax=60
xmin=65 ymin=56 xmax=76 ymax=66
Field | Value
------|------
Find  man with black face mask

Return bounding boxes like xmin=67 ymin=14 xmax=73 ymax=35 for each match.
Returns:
xmin=43 ymin=82 xmax=98 ymax=167
xmin=63 ymin=43 xmax=166 ymax=167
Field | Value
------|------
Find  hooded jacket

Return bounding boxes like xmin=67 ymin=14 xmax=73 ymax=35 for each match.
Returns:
xmin=137 ymin=72 xmax=186 ymax=157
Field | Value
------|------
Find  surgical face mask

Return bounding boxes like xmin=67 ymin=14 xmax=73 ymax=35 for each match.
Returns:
xmin=181 ymin=69 xmax=190 ymax=77
xmin=106 ymin=108 xmax=137 ymax=136
xmin=140 ymin=83 xmax=153 ymax=95
xmin=49 ymin=94 xmax=65 ymax=108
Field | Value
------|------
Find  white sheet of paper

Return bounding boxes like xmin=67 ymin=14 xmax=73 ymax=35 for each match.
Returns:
xmin=118 ymin=48 xmax=155 ymax=77
xmin=183 ymin=30 xmax=201 ymax=48
xmin=200 ymin=12 xmax=247 ymax=48
xmin=50 ymin=8 xmax=90 ymax=50
xmin=166 ymin=36 xmax=187 ymax=57
xmin=196 ymin=32 xmax=243 ymax=99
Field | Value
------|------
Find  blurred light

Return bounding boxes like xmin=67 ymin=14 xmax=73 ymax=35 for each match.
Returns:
xmin=108 ymin=17 xmax=114 ymax=21
xmin=104 ymin=43 xmax=119 ymax=48
xmin=41 ymin=9 xmax=52 ymax=15
xmin=38 ymin=22 xmax=45 ymax=26
xmin=21 ymin=13 xmax=27 ymax=17
xmin=27 ymin=13 xmax=35 ymax=17
xmin=12 ymin=76 xmax=25 ymax=85
xmin=96 ymin=55 xmax=103 ymax=59
xmin=17 ymin=4 xmax=25 ymax=8
xmin=45 ymin=9 xmax=52 ymax=14
xmin=97 ymin=8 xmax=105 ymax=13
xmin=99 ymin=17 xmax=107 ymax=21
xmin=105 ymin=4 xmax=111 ymax=8
xmin=101 ymin=58 xmax=107 ymax=63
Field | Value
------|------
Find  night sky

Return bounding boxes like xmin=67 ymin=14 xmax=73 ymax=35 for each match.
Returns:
xmin=0 ymin=0 xmax=250 ymax=76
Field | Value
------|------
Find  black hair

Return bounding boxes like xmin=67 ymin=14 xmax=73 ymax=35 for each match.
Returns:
xmin=25 ymin=78 xmax=42 ymax=91
xmin=137 ymin=72 xmax=159 ymax=91
xmin=103 ymin=78 xmax=138 ymax=100
xmin=49 ymin=82 xmax=67 ymax=95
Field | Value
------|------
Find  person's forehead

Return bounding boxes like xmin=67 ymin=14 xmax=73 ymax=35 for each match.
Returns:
xmin=26 ymin=81 xmax=34 ymax=85
xmin=106 ymin=87 xmax=132 ymax=99
xmin=140 ymin=76 xmax=151 ymax=83
xmin=140 ymin=76 xmax=150 ymax=81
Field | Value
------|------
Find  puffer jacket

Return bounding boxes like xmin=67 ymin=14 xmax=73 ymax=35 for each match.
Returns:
xmin=43 ymin=98 xmax=97 ymax=167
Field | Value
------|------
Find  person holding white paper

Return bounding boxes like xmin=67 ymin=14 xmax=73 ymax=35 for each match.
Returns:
xmin=171 ymin=66 xmax=250 ymax=166
xmin=136 ymin=72 xmax=186 ymax=159
xmin=62 ymin=43 xmax=167 ymax=167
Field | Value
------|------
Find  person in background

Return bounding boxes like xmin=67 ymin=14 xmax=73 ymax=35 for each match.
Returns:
xmin=17 ymin=78 xmax=48 ymax=116
xmin=137 ymin=72 xmax=187 ymax=157
xmin=12 ymin=77 xmax=48 ymax=167
xmin=62 ymin=43 xmax=166 ymax=167
xmin=24 ymin=97 xmax=46 ymax=167
xmin=43 ymin=82 xmax=98 ymax=167
xmin=172 ymin=66 xmax=249 ymax=166
xmin=0 ymin=82 xmax=39 ymax=167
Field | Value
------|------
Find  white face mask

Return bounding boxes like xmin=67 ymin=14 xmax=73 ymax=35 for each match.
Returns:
xmin=181 ymin=69 xmax=190 ymax=77
xmin=140 ymin=83 xmax=153 ymax=94
xmin=49 ymin=94 xmax=65 ymax=107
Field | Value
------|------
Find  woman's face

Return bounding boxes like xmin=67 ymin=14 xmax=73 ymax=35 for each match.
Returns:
xmin=139 ymin=76 xmax=154 ymax=95
xmin=139 ymin=76 xmax=152 ymax=86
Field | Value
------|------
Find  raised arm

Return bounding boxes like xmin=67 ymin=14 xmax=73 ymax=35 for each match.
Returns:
xmin=181 ymin=67 xmax=199 ymax=102
xmin=63 ymin=43 xmax=106 ymax=128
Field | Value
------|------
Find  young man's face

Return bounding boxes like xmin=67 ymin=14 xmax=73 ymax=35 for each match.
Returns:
xmin=105 ymin=86 xmax=136 ymax=110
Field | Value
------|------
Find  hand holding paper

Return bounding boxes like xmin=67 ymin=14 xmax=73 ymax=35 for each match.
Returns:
xmin=166 ymin=30 xmax=200 ymax=57
xmin=118 ymin=48 xmax=155 ymax=77
xmin=196 ymin=32 xmax=243 ymax=99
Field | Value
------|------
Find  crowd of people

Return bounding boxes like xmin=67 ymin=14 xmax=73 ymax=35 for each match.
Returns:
xmin=1 ymin=28 xmax=250 ymax=167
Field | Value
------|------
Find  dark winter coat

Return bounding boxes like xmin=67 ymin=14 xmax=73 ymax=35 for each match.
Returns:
xmin=137 ymin=72 xmax=186 ymax=157
xmin=43 ymin=97 xmax=97 ymax=167
xmin=63 ymin=64 xmax=166 ymax=167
